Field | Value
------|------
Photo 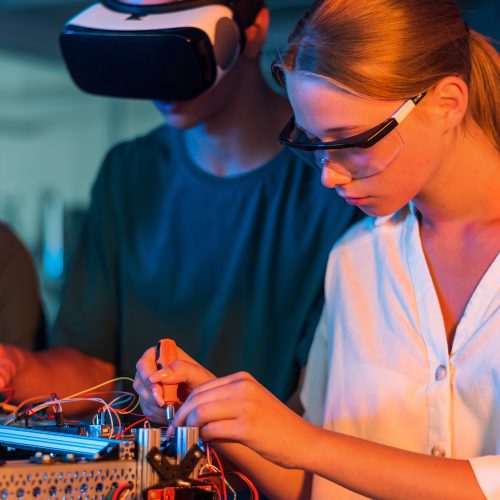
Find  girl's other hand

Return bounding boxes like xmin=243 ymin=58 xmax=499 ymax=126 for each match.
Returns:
xmin=134 ymin=345 xmax=215 ymax=423
xmin=172 ymin=371 xmax=314 ymax=469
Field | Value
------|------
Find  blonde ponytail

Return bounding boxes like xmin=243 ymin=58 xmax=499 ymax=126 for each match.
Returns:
xmin=467 ymin=30 xmax=500 ymax=150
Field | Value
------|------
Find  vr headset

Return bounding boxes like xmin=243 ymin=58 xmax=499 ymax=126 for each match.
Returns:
xmin=60 ymin=0 xmax=262 ymax=100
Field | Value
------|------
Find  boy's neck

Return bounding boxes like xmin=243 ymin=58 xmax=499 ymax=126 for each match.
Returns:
xmin=183 ymin=65 xmax=291 ymax=177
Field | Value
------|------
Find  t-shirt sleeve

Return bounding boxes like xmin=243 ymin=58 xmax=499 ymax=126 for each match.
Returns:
xmin=300 ymin=305 xmax=328 ymax=427
xmin=50 ymin=149 xmax=119 ymax=364
xmin=469 ymin=456 xmax=500 ymax=499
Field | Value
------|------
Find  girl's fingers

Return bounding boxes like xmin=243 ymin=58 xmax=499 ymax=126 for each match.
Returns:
xmin=174 ymin=378 xmax=253 ymax=428
xmin=133 ymin=371 xmax=162 ymax=406
xmin=140 ymin=399 xmax=168 ymax=423
xmin=198 ymin=419 xmax=248 ymax=443
xmin=183 ymin=371 xmax=254 ymax=404
xmin=148 ymin=359 xmax=215 ymax=389
xmin=184 ymin=399 xmax=239 ymax=428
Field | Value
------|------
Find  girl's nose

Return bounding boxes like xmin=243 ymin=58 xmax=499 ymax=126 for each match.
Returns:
xmin=321 ymin=166 xmax=352 ymax=188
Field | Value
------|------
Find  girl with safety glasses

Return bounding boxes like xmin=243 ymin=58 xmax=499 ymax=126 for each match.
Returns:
xmin=135 ymin=0 xmax=500 ymax=497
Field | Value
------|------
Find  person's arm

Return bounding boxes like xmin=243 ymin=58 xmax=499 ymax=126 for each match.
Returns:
xmin=51 ymin=150 xmax=121 ymax=372
xmin=303 ymin=428 xmax=483 ymax=500
xmin=134 ymin=346 xmax=311 ymax=499
xmin=0 ymin=343 xmax=115 ymax=415
xmin=160 ymin=369 xmax=485 ymax=500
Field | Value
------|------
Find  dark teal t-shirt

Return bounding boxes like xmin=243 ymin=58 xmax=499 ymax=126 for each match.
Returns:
xmin=53 ymin=125 xmax=359 ymax=400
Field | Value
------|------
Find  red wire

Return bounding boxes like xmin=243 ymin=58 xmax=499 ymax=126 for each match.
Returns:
xmin=111 ymin=482 xmax=133 ymax=500
xmin=213 ymin=483 xmax=222 ymax=500
xmin=117 ymin=416 xmax=149 ymax=439
xmin=197 ymin=474 xmax=224 ymax=500
xmin=31 ymin=413 xmax=49 ymax=421
xmin=227 ymin=471 xmax=259 ymax=499
xmin=120 ymin=412 xmax=148 ymax=418
xmin=210 ymin=447 xmax=228 ymax=500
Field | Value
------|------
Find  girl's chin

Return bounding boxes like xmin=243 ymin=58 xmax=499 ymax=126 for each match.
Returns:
xmin=358 ymin=201 xmax=409 ymax=217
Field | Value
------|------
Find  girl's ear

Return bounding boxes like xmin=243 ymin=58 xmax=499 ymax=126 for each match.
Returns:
xmin=428 ymin=76 xmax=469 ymax=132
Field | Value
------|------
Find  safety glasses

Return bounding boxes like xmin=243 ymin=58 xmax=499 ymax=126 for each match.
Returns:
xmin=279 ymin=92 xmax=426 ymax=179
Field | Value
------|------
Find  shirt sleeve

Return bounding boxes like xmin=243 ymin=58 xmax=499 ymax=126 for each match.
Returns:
xmin=469 ymin=456 xmax=500 ymax=499
xmin=50 ymin=148 xmax=119 ymax=365
xmin=300 ymin=305 xmax=328 ymax=427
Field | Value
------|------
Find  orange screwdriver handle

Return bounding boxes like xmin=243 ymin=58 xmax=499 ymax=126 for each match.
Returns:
xmin=155 ymin=338 xmax=180 ymax=406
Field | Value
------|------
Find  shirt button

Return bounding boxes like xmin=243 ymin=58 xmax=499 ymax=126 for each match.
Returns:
xmin=430 ymin=446 xmax=446 ymax=457
xmin=435 ymin=364 xmax=447 ymax=381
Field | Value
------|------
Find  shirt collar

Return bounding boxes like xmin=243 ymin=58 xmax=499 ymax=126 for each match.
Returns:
xmin=373 ymin=203 xmax=415 ymax=227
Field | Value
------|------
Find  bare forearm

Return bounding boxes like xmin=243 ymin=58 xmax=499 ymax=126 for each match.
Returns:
xmin=304 ymin=428 xmax=484 ymax=499
xmin=7 ymin=345 xmax=115 ymax=415
xmin=216 ymin=442 xmax=310 ymax=500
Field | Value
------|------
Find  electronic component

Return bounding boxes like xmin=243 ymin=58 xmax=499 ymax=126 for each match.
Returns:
xmin=0 ymin=457 xmax=138 ymax=498
xmin=0 ymin=371 xmax=258 ymax=498
xmin=0 ymin=425 xmax=228 ymax=499
xmin=89 ymin=423 xmax=112 ymax=439
xmin=0 ymin=426 xmax=133 ymax=460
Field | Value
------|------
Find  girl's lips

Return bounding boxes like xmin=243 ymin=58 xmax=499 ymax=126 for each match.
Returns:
xmin=341 ymin=196 xmax=371 ymax=206
xmin=337 ymin=190 xmax=371 ymax=205
xmin=335 ymin=187 xmax=371 ymax=204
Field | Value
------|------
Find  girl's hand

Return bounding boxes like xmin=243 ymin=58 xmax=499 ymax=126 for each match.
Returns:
xmin=171 ymin=371 xmax=314 ymax=469
xmin=134 ymin=345 xmax=215 ymax=423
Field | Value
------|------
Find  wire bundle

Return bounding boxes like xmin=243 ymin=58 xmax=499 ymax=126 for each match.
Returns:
xmin=199 ymin=443 xmax=259 ymax=500
xmin=0 ymin=377 xmax=150 ymax=438
xmin=0 ymin=381 xmax=259 ymax=499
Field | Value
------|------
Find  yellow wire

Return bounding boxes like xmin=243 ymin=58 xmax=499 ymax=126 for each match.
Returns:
xmin=0 ymin=377 xmax=139 ymax=427
xmin=63 ymin=376 xmax=135 ymax=400
xmin=126 ymin=397 xmax=142 ymax=414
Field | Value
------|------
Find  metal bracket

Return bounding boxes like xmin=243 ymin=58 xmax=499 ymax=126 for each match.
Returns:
xmin=146 ymin=445 xmax=206 ymax=487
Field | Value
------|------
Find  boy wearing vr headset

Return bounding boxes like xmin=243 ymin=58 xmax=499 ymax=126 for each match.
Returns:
xmin=0 ymin=0 xmax=358 ymax=407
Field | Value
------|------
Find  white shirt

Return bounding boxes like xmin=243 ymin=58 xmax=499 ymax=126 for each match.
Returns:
xmin=301 ymin=206 xmax=500 ymax=499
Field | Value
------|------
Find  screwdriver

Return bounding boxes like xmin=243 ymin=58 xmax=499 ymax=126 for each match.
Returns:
xmin=155 ymin=338 xmax=180 ymax=426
